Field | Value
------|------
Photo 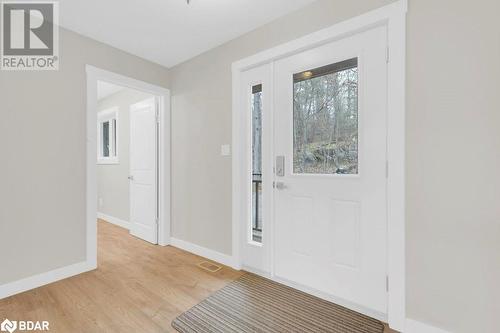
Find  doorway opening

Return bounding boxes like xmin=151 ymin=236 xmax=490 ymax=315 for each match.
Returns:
xmin=96 ymin=81 xmax=160 ymax=244
xmin=86 ymin=66 xmax=171 ymax=268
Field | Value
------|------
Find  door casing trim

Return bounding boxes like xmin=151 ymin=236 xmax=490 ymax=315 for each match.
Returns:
xmin=231 ymin=1 xmax=407 ymax=330
xmin=86 ymin=65 xmax=172 ymax=263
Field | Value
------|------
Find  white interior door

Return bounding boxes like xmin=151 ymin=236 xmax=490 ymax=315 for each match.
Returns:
xmin=129 ymin=98 xmax=158 ymax=244
xmin=273 ymin=26 xmax=388 ymax=314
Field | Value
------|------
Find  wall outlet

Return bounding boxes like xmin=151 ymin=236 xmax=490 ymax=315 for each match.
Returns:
xmin=221 ymin=144 xmax=231 ymax=156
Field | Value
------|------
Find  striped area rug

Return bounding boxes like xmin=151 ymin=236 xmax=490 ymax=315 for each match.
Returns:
xmin=172 ymin=274 xmax=384 ymax=333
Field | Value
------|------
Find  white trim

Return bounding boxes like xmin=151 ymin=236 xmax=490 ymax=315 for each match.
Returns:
xmin=157 ymin=94 xmax=171 ymax=246
xmin=97 ymin=212 xmax=131 ymax=230
xmin=86 ymin=65 xmax=172 ymax=265
xmin=96 ymin=159 xmax=119 ymax=165
xmin=170 ymin=238 xmax=237 ymax=268
xmin=232 ymin=1 xmax=407 ymax=330
xmin=0 ymin=261 xmax=93 ymax=300
xmin=232 ymin=1 xmax=407 ymax=72
xmin=405 ymin=319 xmax=451 ymax=333
xmin=231 ymin=69 xmax=243 ymax=271
xmin=385 ymin=3 xmax=407 ymax=328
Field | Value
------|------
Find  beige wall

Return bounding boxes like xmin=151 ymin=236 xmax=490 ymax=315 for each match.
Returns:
xmin=406 ymin=0 xmax=500 ymax=332
xmin=97 ymin=88 xmax=154 ymax=222
xmin=170 ymin=0 xmax=500 ymax=332
xmin=0 ymin=28 xmax=170 ymax=285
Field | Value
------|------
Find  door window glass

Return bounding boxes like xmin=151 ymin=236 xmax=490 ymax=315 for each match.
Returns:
xmin=293 ymin=58 xmax=358 ymax=174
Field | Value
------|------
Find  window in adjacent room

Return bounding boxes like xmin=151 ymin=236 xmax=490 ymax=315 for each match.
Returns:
xmin=97 ymin=107 xmax=119 ymax=164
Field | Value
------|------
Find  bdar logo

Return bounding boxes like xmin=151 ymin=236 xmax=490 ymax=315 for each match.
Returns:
xmin=0 ymin=319 xmax=49 ymax=332
xmin=0 ymin=319 xmax=17 ymax=333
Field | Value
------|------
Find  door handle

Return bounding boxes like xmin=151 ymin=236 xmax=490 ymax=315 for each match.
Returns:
xmin=274 ymin=181 xmax=286 ymax=190
xmin=128 ymin=175 xmax=134 ymax=181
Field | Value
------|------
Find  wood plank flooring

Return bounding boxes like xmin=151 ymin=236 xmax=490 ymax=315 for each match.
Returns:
xmin=0 ymin=220 xmax=396 ymax=332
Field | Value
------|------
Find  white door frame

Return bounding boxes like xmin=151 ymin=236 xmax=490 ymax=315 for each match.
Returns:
xmin=231 ymin=1 xmax=407 ymax=330
xmin=86 ymin=65 xmax=171 ymax=261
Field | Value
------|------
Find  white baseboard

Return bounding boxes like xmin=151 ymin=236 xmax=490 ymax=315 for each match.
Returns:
xmin=170 ymin=238 xmax=237 ymax=269
xmin=97 ymin=212 xmax=131 ymax=230
xmin=405 ymin=319 xmax=451 ymax=333
xmin=0 ymin=261 xmax=94 ymax=300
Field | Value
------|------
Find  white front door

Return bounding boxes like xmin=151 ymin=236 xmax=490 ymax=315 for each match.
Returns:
xmin=273 ymin=26 xmax=388 ymax=314
xmin=129 ymin=98 xmax=158 ymax=244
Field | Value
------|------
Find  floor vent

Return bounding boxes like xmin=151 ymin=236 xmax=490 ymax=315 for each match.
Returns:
xmin=197 ymin=261 xmax=222 ymax=273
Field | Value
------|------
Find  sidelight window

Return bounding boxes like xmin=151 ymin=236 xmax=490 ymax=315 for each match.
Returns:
xmin=251 ymin=84 xmax=263 ymax=243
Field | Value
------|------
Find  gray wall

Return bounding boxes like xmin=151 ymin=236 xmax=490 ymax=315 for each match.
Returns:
xmin=0 ymin=28 xmax=170 ymax=285
xmin=97 ymin=88 xmax=154 ymax=222
xmin=169 ymin=0 xmax=500 ymax=332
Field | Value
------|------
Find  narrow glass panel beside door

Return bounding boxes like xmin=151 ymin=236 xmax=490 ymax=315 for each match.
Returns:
xmin=293 ymin=58 xmax=358 ymax=175
xmin=251 ymin=84 xmax=263 ymax=243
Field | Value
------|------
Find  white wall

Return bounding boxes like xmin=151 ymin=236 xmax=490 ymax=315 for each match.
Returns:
xmin=169 ymin=0 xmax=500 ymax=332
xmin=0 ymin=27 xmax=170 ymax=285
xmin=97 ymin=88 xmax=154 ymax=223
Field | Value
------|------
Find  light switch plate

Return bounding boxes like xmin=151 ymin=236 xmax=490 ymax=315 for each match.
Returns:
xmin=221 ymin=144 xmax=231 ymax=156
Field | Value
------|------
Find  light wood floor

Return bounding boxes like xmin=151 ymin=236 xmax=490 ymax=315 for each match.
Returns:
xmin=0 ymin=220 xmax=396 ymax=332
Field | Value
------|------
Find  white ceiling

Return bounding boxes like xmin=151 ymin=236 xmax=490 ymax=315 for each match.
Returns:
xmin=59 ymin=0 xmax=315 ymax=68
xmin=97 ymin=81 xmax=124 ymax=100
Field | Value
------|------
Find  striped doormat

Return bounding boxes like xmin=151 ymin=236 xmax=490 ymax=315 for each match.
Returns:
xmin=172 ymin=274 xmax=384 ymax=333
